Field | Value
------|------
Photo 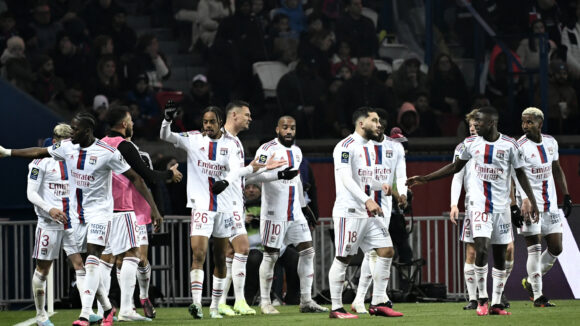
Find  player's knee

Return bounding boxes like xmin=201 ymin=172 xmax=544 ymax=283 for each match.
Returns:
xmin=192 ymin=248 xmax=206 ymax=264
xmin=549 ymin=245 xmax=562 ymax=256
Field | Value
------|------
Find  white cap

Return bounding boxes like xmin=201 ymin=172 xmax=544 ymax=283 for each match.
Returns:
xmin=93 ymin=95 xmax=109 ymax=111
xmin=192 ymin=74 xmax=208 ymax=84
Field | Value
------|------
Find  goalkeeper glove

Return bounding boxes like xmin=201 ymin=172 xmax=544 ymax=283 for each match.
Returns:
xmin=164 ymin=99 xmax=178 ymax=121
xmin=563 ymin=194 xmax=572 ymax=218
xmin=211 ymin=180 xmax=229 ymax=195
xmin=511 ymin=204 xmax=523 ymax=228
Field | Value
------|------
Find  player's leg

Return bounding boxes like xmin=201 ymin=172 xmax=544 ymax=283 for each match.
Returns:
xmin=230 ymin=233 xmax=254 ymax=314
xmin=543 ymin=232 xmax=562 ymax=273
xmin=488 ymin=211 xmax=512 ymax=315
xmin=33 ymin=259 xmax=53 ymax=325
xmin=351 ymin=249 xmax=375 ymax=313
xmin=463 ymin=243 xmax=478 ymax=309
xmin=209 ymin=236 xmax=229 ymax=318
xmin=189 ymin=235 xmax=208 ymax=319
xmin=96 ymin=252 xmax=114 ymax=316
xmin=471 ymin=210 xmax=494 ymax=315
xmin=137 ymin=224 xmax=156 ymax=318
xmin=502 ymin=241 xmax=514 ymax=307
xmin=295 ymin=234 xmax=328 ymax=313
xmin=259 ymin=219 xmax=283 ymax=313
xmin=217 ymin=244 xmax=233 ymax=310
xmin=328 ymin=217 xmax=361 ymax=319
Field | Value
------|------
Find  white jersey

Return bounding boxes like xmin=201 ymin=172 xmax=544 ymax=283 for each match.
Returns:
xmin=27 ymin=158 xmax=73 ymax=230
xmin=459 ymin=134 xmax=524 ymax=213
xmin=163 ymin=126 xmax=239 ymax=212
xmin=47 ymin=139 xmax=131 ymax=223
xmin=221 ymin=130 xmax=246 ymax=210
xmin=332 ymin=133 xmax=377 ymax=218
xmin=450 ymin=142 xmax=476 ymax=208
xmin=516 ymin=134 xmax=559 ymax=213
xmin=371 ymin=137 xmax=407 ymax=214
xmin=254 ymin=138 xmax=305 ymax=221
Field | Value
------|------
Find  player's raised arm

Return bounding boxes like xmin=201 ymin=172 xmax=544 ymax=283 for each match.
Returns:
xmin=406 ymin=159 xmax=468 ymax=188
xmin=0 ymin=145 xmax=50 ymax=159
xmin=159 ymin=100 xmax=181 ymax=144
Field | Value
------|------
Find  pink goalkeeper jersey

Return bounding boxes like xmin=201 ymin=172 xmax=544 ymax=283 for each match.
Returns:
xmin=101 ymin=136 xmax=135 ymax=212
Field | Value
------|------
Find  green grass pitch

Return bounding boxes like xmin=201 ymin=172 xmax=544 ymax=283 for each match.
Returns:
xmin=4 ymin=301 xmax=580 ymax=325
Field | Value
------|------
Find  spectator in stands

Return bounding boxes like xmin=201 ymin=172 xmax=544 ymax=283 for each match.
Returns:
xmin=48 ymin=0 xmax=84 ymax=24
xmin=32 ymin=54 xmax=64 ymax=104
xmin=85 ymin=54 xmax=122 ymax=104
xmin=396 ymin=101 xmax=420 ymax=137
xmin=130 ymin=33 xmax=170 ymax=90
xmin=91 ymin=94 xmax=110 ymax=138
xmin=51 ymin=32 xmax=89 ymax=83
xmin=106 ymin=8 xmax=136 ymax=58
xmin=392 ymin=53 xmax=427 ymax=105
xmin=335 ymin=0 xmax=377 ymax=57
xmin=561 ymin=2 xmax=580 ymax=80
xmin=48 ymin=81 xmax=85 ymax=120
xmin=87 ymin=34 xmax=115 ymax=76
xmin=529 ymin=0 xmax=563 ymax=45
xmin=126 ymin=73 xmax=160 ymax=138
xmin=82 ymin=0 xmax=123 ymax=36
xmin=0 ymin=11 xmax=18 ymax=53
xmin=456 ymin=94 xmax=490 ymax=137
xmin=174 ymin=0 xmax=233 ymax=51
xmin=268 ymin=13 xmax=299 ymax=63
xmin=298 ymin=29 xmax=333 ymax=81
xmin=252 ymin=0 xmax=270 ymax=33
xmin=0 ymin=35 xmax=25 ymax=66
xmin=330 ymin=40 xmax=357 ymax=78
xmin=276 ymin=55 xmax=327 ymax=138
xmin=29 ymin=2 xmax=62 ymax=54
xmin=1 ymin=35 xmax=34 ymax=91
xmin=274 ymin=0 xmax=306 ymax=34
xmin=335 ymin=56 xmax=391 ymax=136
xmin=535 ymin=60 xmax=579 ymax=134
xmin=412 ymin=91 xmax=441 ymax=137
xmin=428 ymin=53 xmax=468 ymax=115
xmin=181 ymin=74 xmax=219 ymax=131
xmin=516 ymin=19 xmax=557 ymax=73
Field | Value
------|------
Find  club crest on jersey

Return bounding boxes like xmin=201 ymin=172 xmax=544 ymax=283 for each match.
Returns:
xmin=385 ymin=150 xmax=393 ymax=158
xmin=89 ymin=156 xmax=98 ymax=165
xmin=220 ymin=148 xmax=228 ymax=155
xmin=52 ymin=142 xmax=61 ymax=150
xmin=496 ymin=150 xmax=505 ymax=159
xmin=259 ymin=155 xmax=267 ymax=164
xmin=30 ymin=168 xmax=40 ymax=180
xmin=548 ymin=147 xmax=554 ymax=155
xmin=341 ymin=152 xmax=349 ymax=163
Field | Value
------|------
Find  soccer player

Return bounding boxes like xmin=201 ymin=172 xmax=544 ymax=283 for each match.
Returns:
xmin=247 ymin=116 xmax=329 ymax=314
xmin=160 ymin=104 xmax=282 ymax=319
xmin=450 ymin=109 xmax=516 ymax=310
xmin=100 ymin=106 xmax=181 ymax=320
xmin=407 ymin=106 xmax=539 ymax=316
xmin=350 ymin=109 xmax=407 ymax=315
xmin=517 ymin=107 xmax=573 ymax=307
xmin=27 ymin=124 xmax=85 ymax=326
xmin=328 ymin=107 xmax=401 ymax=319
xmin=0 ymin=112 xmax=162 ymax=326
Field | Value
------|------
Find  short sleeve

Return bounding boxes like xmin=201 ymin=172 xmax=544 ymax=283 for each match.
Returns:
xmin=458 ymin=139 xmax=471 ymax=161
xmin=108 ymin=150 xmax=131 ymax=174
xmin=510 ymin=144 xmax=525 ymax=169
xmin=552 ymin=139 xmax=559 ymax=161
xmin=47 ymin=141 xmax=70 ymax=161
xmin=453 ymin=143 xmax=464 ymax=163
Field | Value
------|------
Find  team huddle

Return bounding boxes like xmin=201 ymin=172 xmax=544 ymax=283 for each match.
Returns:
xmin=0 ymin=101 xmax=573 ymax=324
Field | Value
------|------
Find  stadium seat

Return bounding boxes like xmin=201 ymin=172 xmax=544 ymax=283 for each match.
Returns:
xmin=379 ymin=42 xmax=410 ymax=61
xmin=253 ymin=61 xmax=290 ymax=98
xmin=149 ymin=232 xmax=175 ymax=307
xmin=373 ymin=59 xmax=392 ymax=73
xmin=361 ymin=7 xmax=378 ymax=28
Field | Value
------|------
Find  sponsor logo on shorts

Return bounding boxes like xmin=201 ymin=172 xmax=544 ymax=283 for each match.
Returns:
xmin=341 ymin=152 xmax=349 ymax=163
xmin=550 ymin=213 xmax=560 ymax=224
xmin=224 ymin=217 xmax=233 ymax=228
xmin=499 ymin=223 xmax=510 ymax=234
xmin=259 ymin=155 xmax=267 ymax=164
xmin=30 ymin=168 xmax=40 ymax=180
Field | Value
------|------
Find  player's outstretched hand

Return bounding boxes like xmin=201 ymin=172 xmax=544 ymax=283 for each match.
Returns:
xmin=164 ymin=99 xmax=178 ymax=121
xmin=510 ymin=205 xmax=523 ymax=228
xmin=48 ymin=208 xmax=67 ymax=224
xmin=449 ymin=205 xmax=459 ymax=225
xmin=398 ymin=194 xmax=408 ymax=210
xmin=562 ymin=194 xmax=572 ymax=218
xmin=381 ymin=183 xmax=392 ymax=196
xmin=278 ymin=167 xmax=298 ymax=180
xmin=211 ymin=180 xmax=229 ymax=194
xmin=406 ymin=176 xmax=427 ymax=188
xmin=266 ymin=155 xmax=287 ymax=170
xmin=0 ymin=145 xmax=11 ymax=158
xmin=365 ymin=199 xmax=383 ymax=217
xmin=169 ymin=163 xmax=183 ymax=183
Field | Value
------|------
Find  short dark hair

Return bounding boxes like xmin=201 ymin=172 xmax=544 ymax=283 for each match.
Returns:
xmin=478 ymin=106 xmax=498 ymax=120
xmin=225 ymin=100 xmax=250 ymax=116
xmin=202 ymin=106 xmax=224 ymax=127
xmin=73 ymin=112 xmax=96 ymax=131
xmin=106 ymin=106 xmax=129 ymax=127
xmin=352 ymin=106 xmax=375 ymax=126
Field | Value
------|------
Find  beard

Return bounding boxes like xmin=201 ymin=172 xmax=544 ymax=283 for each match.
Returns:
xmin=363 ymin=127 xmax=377 ymax=140
xmin=277 ymin=134 xmax=295 ymax=147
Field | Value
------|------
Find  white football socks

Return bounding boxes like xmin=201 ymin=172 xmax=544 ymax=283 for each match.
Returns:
xmin=33 ymin=270 xmax=47 ymax=320
xmin=527 ymin=244 xmax=543 ymax=300
xmin=137 ymin=263 xmax=151 ymax=300
xmin=297 ymin=247 xmax=315 ymax=304
xmin=219 ymin=257 xmax=233 ymax=305
xmin=232 ymin=253 xmax=248 ymax=303
xmin=259 ymin=252 xmax=279 ymax=305
xmin=328 ymin=258 xmax=348 ymax=310
xmin=371 ymin=256 xmax=392 ymax=305
xmin=464 ymin=263 xmax=477 ymax=301
xmin=491 ymin=268 xmax=507 ymax=306
xmin=474 ymin=264 xmax=488 ymax=300
xmin=190 ymin=269 xmax=204 ymax=304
